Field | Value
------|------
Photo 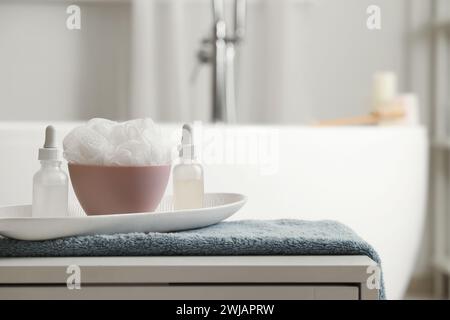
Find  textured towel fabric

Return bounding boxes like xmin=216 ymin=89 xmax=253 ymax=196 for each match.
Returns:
xmin=0 ymin=219 xmax=385 ymax=298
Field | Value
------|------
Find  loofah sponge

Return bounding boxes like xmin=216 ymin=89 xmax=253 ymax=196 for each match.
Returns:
xmin=63 ymin=118 xmax=173 ymax=166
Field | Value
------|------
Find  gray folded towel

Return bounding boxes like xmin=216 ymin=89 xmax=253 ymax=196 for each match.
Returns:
xmin=0 ymin=219 xmax=384 ymax=298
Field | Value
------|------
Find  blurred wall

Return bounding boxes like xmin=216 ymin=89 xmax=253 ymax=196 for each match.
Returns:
xmin=0 ymin=0 xmax=130 ymax=121
xmin=0 ymin=0 xmax=429 ymax=124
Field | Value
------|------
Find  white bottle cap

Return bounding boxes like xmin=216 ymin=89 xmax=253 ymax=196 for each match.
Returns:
xmin=38 ymin=125 xmax=62 ymax=161
xmin=179 ymin=123 xmax=196 ymax=160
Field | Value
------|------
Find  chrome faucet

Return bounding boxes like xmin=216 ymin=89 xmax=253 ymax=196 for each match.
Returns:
xmin=195 ymin=0 xmax=246 ymax=123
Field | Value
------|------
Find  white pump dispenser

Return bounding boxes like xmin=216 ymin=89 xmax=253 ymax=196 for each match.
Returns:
xmin=173 ymin=124 xmax=204 ymax=210
xmin=32 ymin=125 xmax=68 ymax=217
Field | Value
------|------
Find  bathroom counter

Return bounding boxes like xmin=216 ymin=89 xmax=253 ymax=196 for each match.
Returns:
xmin=0 ymin=255 xmax=379 ymax=300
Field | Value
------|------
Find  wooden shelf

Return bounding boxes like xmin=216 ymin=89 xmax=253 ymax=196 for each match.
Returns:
xmin=434 ymin=21 xmax=450 ymax=32
xmin=432 ymin=139 xmax=450 ymax=150
xmin=435 ymin=257 xmax=450 ymax=275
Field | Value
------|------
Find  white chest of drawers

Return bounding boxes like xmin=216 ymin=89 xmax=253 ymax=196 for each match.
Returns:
xmin=0 ymin=255 xmax=379 ymax=300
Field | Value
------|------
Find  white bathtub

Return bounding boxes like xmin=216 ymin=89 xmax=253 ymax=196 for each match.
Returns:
xmin=0 ymin=122 xmax=428 ymax=299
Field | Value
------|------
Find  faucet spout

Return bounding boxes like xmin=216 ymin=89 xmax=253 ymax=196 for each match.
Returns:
xmin=197 ymin=0 xmax=246 ymax=123
xmin=212 ymin=2 xmax=228 ymax=122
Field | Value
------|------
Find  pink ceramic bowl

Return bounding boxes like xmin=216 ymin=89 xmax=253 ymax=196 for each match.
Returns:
xmin=68 ymin=163 xmax=171 ymax=215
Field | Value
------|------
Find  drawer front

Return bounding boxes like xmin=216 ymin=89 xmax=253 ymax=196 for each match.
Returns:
xmin=0 ymin=285 xmax=359 ymax=300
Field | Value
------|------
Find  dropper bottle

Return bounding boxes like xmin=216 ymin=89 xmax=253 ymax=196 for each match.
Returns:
xmin=32 ymin=125 xmax=68 ymax=217
xmin=173 ymin=123 xmax=204 ymax=210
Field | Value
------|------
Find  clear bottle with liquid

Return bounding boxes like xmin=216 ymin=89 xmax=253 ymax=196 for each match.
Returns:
xmin=32 ymin=126 xmax=68 ymax=217
xmin=173 ymin=124 xmax=204 ymax=210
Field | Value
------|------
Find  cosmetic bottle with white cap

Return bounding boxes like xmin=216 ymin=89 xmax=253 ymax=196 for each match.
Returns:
xmin=32 ymin=125 xmax=68 ymax=217
xmin=173 ymin=123 xmax=204 ymax=210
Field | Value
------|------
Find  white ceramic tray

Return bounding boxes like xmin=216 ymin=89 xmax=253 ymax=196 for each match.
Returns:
xmin=0 ymin=193 xmax=246 ymax=241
